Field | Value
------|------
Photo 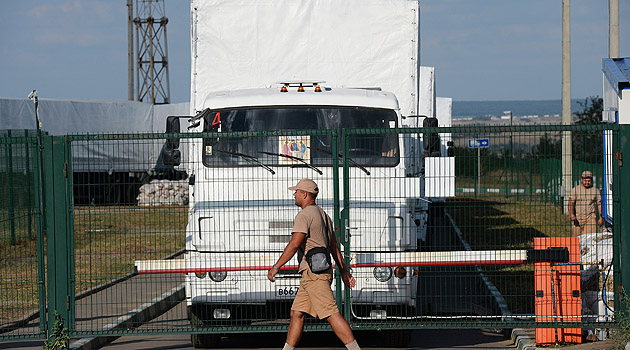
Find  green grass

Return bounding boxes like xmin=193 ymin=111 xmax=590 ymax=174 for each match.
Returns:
xmin=447 ymin=195 xmax=568 ymax=249
xmin=1 ymin=205 xmax=187 ymax=326
xmin=446 ymin=195 xmax=570 ymax=314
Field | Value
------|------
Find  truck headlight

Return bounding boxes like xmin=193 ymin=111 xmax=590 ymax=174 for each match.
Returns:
xmin=195 ymin=272 xmax=207 ymax=279
xmin=373 ymin=267 xmax=392 ymax=282
xmin=209 ymin=271 xmax=227 ymax=282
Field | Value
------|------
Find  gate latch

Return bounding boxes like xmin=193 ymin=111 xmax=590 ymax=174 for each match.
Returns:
xmin=344 ymin=219 xmax=358 ymax=242
xmin=616 ymin=150 xmax=623 ymax=167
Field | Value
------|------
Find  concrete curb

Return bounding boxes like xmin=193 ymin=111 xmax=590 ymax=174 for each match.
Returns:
xmin=70 ymin=282 xmax=185 ymax=350
xmin=511 ymin=328 xmax=536 ymax=350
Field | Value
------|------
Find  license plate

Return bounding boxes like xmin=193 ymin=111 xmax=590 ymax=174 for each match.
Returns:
xmin=276 ymin=286 xmax=299 ymax=297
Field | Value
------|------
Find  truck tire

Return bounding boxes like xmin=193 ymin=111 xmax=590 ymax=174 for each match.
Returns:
xmin=191 ymin=333 xmax=220 ymax=348
xmin=189 ymin=306 xmax=221 ymax=348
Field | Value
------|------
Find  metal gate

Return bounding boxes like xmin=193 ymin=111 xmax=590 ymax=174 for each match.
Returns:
xmin=1 ymin=123 xmax=629 ymax=344
xmin=0 ymin=130 xmax=46 ymax=340
xmin=342 ymin=124 xmax=621 ymax=334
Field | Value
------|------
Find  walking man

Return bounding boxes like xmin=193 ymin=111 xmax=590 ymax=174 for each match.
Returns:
xmin=268 ymin=178 xmax=360 ymax=350
xmin=568 ymin=170 xmax=604 ymax=236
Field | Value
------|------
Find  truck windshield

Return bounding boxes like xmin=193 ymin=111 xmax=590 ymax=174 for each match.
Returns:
xmin=202 ymin=106 xmax=399 ymax=168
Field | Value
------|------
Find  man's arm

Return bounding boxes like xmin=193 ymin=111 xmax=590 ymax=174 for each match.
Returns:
xmin=267 ymin=232 xmax=306 ymax=282
xmin=568 ymin=197 xmax=576 ymax=221
xmin=329 ymin=231 xmax=356 ymax=289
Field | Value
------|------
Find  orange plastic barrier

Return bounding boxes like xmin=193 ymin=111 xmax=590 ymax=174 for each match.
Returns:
xmin=534 ymin=237 xmax=582 ymax=345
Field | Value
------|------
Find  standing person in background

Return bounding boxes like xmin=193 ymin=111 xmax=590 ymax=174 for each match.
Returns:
xmin=568 ymin=170 xmax=604 ymax=236
xmin=267 ymin=179 xmax=360 ymax=350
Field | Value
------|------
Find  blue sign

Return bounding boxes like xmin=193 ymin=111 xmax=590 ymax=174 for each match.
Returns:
xmin=468 ymin=138 xmax=489 ymax=148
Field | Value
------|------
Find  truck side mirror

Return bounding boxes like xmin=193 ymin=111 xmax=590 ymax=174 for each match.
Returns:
xmin=166 ymin=116 xmax=181 ymax=149
xmin=422 ymin=116 xmax=440 ymax=157
xmin=204 ymin=110 xmax=220 ymax=147
xmin=162 ymin=116 xmax=182 ymax=166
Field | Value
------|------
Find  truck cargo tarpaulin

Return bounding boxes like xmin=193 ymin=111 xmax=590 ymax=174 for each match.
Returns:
xmin=191 ymin=0 xmax=420 ymax=116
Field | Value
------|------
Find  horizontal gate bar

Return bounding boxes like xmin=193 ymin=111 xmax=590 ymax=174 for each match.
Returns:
xmin=135 ymin=247 xmax=568 ymax=274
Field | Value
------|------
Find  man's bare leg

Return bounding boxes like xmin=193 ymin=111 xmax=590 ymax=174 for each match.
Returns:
xmin=327 ymin=312 xmax=358 ymax=347
xmin=286 ymin=310 xmax=305 ymax=347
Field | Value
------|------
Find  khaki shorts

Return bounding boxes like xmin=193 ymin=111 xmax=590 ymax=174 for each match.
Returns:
xmin=571 ymin=215 xmax=598 ymax=236
xmin=291 ymin=268 xmax=339 ymax=319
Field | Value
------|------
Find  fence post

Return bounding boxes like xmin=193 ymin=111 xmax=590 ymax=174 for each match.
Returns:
xmin=341 ymin=129 xmax=352 ymax=321
xmin=331 ymin=130 xmax=343 ymax=311
xmin=42 ymin=135 xmax=74 ymax=337
xmin=503 ymin=154 xmax=509 ymax=198
xmin=25 ymin=130 xmax=33 ymax=240
xmin=615 ymin=124 xmax=630 ymax=316
xmin=5 ymin=130 xmax=17 ymax=245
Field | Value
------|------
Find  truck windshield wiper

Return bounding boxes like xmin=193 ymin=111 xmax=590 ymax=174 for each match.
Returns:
xmin=259 ymin=151 xmax=323 ymax=175
xmin=308 ymin=147 xmax=370 ymax=176
xmin=213 ymin=148 xmax=275 ymax=175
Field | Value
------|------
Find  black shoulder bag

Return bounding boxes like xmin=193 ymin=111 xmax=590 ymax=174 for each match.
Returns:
xmin=300 ymin=212 xmax=333 ymax=274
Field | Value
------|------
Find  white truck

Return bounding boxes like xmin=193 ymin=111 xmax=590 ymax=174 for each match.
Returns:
xmin=136 ymin=0 xmax=454 ymax=347
xmin=0 ymin=97 xmax=190 ymax=204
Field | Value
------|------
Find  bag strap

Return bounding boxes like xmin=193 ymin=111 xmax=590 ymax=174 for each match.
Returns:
xmin=321 ymin=209 xmax=332 ymax=248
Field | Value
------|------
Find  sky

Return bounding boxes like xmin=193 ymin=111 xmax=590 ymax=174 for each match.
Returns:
xmin=0 ymin=1 xmax=628 ymax=103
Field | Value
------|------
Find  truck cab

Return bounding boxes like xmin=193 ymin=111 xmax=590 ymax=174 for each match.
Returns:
xmin=183 ymin=83 xmax=427 ymax=330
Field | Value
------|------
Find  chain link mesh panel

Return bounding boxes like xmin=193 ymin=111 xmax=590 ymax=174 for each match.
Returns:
xmin=0 ymin=130 xmax=45 ymax=340
xmin=343 ymin=125 xmax=617 ymax=331
xmin=66 ymin=130 xmax=340 ymax=339
xmin=0 ymin=124 xmax=622 ymax=343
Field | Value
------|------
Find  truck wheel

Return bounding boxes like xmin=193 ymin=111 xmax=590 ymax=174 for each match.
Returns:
xmin=189 ymin=306 xmax=221 ymax=348
xmin=191 ymin=333 xmax=221 ymax=348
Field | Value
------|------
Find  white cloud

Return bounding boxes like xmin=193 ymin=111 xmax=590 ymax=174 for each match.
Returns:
xmin=36 ymin=30 xmax=102 ymax=46
xmin=23 ymin=1 xmax=120 ymax=47
xmin=27 ymin=4 xmax=57 ymax=18
xmin=61 ymin=0 xmax=83 ymax=13
xmin=28 ymin=1 xmax=114 ymax=20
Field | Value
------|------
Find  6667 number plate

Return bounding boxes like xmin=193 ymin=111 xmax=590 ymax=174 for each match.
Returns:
xmin=276 ymin=286 xmax=299 ymax=297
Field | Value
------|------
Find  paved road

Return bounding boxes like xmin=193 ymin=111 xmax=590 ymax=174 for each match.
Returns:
xmin=1 ymin=328 xmax=617 ymax=350
xmin=100 ymin=328 xmax=517 ymax=349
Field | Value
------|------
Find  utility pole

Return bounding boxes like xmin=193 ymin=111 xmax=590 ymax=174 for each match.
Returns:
xmin=127 ymin=0 xmax=134 ymax=101
xmin=134 ymin=0 xmax=171 ymax=104
xmin=561 ymin=0 xmax=572 ymax=212
xmin=609 ymin=0 xmax=619 ymax=58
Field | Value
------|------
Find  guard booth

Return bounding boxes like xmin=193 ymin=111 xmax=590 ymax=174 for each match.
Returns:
xmin=602 ymin=57 xmax=630 ymax=223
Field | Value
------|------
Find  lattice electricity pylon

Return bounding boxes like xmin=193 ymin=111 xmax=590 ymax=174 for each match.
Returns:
xmin=134 ymin=0 xmax=170 ymax=104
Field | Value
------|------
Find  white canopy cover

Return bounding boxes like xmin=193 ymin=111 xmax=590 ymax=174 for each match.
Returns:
xmin=191 ymin=0 xmax=420 ymax=116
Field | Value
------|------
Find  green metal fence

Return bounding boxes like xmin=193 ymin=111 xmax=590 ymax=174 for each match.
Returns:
xmin=1 ymin=123 xmax=628 ymax=346
xmin=0 ymin=130 xmax=46 ymax=340
xmin=343 ymin=124 xmax=619 ymax=333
